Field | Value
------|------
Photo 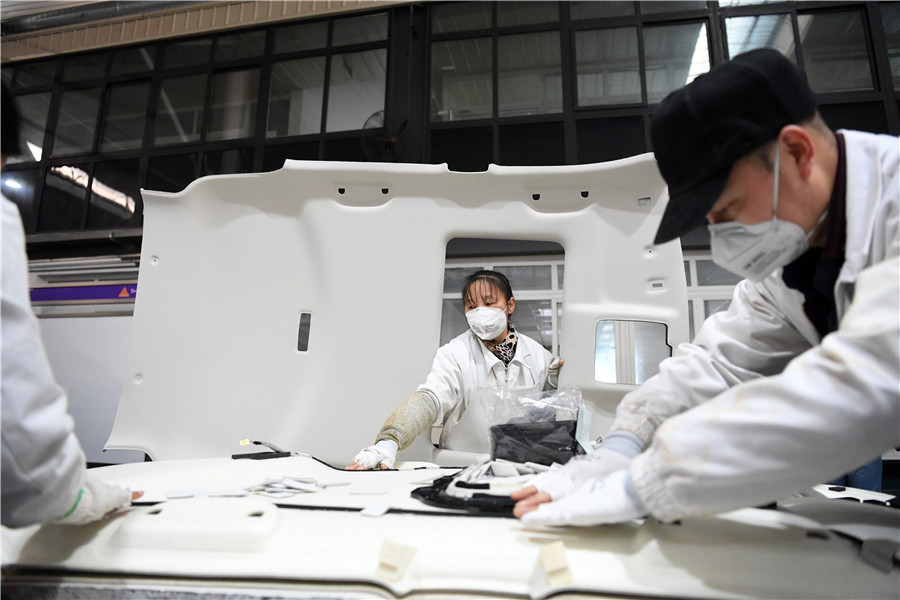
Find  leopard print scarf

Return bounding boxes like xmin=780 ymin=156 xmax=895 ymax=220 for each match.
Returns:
xmin=483 ymin=322 xmax=518 ymax=366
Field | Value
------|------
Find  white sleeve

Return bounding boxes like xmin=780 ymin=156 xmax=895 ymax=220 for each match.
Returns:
xmin=630 ymin=255 xmax=900 ymax=521
xmin=416 ymin=340 xmax=466 ymax=425
xmin=1 ymin=197 xmax=86 ymax=528
xmin=613 ymin=276 xmax=815 ymax=446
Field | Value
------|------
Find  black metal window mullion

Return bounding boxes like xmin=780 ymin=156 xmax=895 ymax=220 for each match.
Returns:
xmin=868 ymin=2 xmax=900 ymax=132
xmin=252 ymin=25 xmax=276 ymax=173
xmin=558 ymin=1 xmax=577 ymax=164
xmin=490 ymin=2 xmax=500 ymax=164
xmin=317 ymin=20 xmax=336 ymax=160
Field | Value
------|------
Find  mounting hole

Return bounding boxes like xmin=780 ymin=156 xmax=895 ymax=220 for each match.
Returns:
xmin=337 ymin=187 xmax=346 ymax=195
xmin=381 ymin=188 xmax=389 ymax=195
xmin=581 ymin=191 xmax=589 ymax=198
xmin=531 ymin=193 xmax=541 ymax=201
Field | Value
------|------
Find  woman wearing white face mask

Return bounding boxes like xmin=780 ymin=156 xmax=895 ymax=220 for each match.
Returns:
xmin=347 ymin=270 xmax=561 ymax=470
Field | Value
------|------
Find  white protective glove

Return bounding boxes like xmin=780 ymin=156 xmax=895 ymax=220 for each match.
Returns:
xmin=526 ymin=430 xmax=643 ymax=500
xmin=546 ymin=357 xmax=562 ymax=389
xmin=57 ymin=473 xmax=133 ymax=525
xmin=521 ymin=469 xmax=647 ymax=527
xmin=351 ymin=440 xmax=398 ymax=470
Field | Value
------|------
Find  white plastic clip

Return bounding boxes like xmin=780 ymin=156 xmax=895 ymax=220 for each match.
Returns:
xmin=376 ymin=539 xmax=416 ymax=581
xmin=539 ymin=540 xmax=573 ymax=586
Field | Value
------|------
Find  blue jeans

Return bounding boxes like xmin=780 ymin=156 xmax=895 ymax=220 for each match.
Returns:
xmin=828 ymin=457 xmax=882 ymax=492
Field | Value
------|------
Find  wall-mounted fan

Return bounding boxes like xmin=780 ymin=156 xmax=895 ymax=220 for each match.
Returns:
xmin=361 ymin=110 xmax=409 ymax=163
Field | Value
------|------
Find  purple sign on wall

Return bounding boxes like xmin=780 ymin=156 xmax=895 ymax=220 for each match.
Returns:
xmin=31 ymin=284 xmax=138 ymax=303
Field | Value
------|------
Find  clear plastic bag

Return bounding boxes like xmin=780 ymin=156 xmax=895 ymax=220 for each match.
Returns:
xmin=486 ymin=385 xmax=587 ymax=466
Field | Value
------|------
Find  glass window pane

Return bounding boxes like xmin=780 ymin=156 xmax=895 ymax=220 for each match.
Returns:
xmin=429 ymin=126 xmax=493 ymax=171
xmin=497 ymin=2 xmax=558 ymax=27
xmin=326 ymin=49 xmax=386 ymax=132
xmin=39 ymin=164 xmax=91 ymax=232
xmin=498 ymin=121 xmax=565 ymax=166
xmin=164 ymin=38 xmax=212 ymax=68
xmin=273 ymin=21 xmax=328 ymax=53
xmin=101 ymin=82 xmax=150 ymax=152
xmin=576 ymin=28 xmax=641 ymax=106
xmin=440 ymin=298 xmax=468 ymax=345
xmin=576 ymin=117 xmax=645 ymax=163
xmin=333 ymin=13 xmax=388 ymax=45
xmin=62 ymin=53 xmax=106 ymax=81
xmin=443 ymin=267 xmax=475 ymax=293
xmin=323 ymin=137 xmax=367 ymax=161
xmin=208 ymin=69 xmax=260 ymax=141
xmin=53 ymin=87 xmax=101 ymax=156
xmin=87 ymin=159 xmax=142 ymax=229
xmin=725 ymin=14 xmax=796 ymax=60
xmin=13 ymin=61 xmax=56 ymax=88
xmin=634 ymin=321 xmax=671 ymax=383
xmin=494 ymin=265 xmax=552 ymax=291
xmin=431 ymin=38 xmax=492 ymax=122
xmin=595 ymin=320 xmax=670 ymax=384
xmin=498 ymin=31 xmax=562 ymax=117
xmin=594 ymin=320 xmax=616 ymax=383
xmin=696 ymin=260 xmax=743 ymax=285
xmin=819 ymin=102 xmax=888 ymax=134
xmin=684 ymin=261 xmax=692 ymax=286
xmin=263 ymin=142 xmax=319 ymax=171
xmin=720 ymin=0 xmax=785 ymax=5
xmin=688 ymin=299 xmax=696 ymax=340
xmin=798 ymin=11 xmax=873 ymax=93
xmin=641 ymin=1 xmax=707 ymax=14
xmin=146 ymin=153 xmax=199 ymax=193
xmin=644 ymin=22 xmax=709 ymax=104
xmin=214 ymin=30 xmax=265 ymax=61
xmin=11 ymin=91 xmax=51 ymax=162
xmin=202 ymin=147 xmax=254 ymax=176
xmin=1 ymin=168 xmax=40 ymax=231
xmin=111 ymin=46 xmax=156 ymax=75
xmin=883 ymin=3 xmax=900 ymax=91
xmin=432 ymin=2 xmax=492 ymax=34
xmin=267 ymin=57 xmax=326 ymax=137
xmin=571 ymin=1 xmax=634 ymax=19
xmin=704 ymin=298 xmax=731 ymax=318
xmin=155 ymin=75 xmax=207 ymax=145
xmin=512 ymin=299 xmax=553 ymax=350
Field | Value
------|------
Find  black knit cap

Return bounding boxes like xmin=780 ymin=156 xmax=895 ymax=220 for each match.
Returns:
xmin=650 ymin=48 xmax=818 ymax=244
xmin=2 ymin=83 xmax=22 ymax=158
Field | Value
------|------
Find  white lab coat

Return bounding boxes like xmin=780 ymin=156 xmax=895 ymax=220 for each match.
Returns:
xmin=620 ymin=130 xmax=900 ymax=521
xmin=1 ymin=196 xmax=86 ymax=527
xmin=417 ymin=329 xmax=554 ymax=450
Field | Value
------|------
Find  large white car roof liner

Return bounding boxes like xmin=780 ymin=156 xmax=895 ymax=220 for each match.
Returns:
xmin=106 ymin=156 xmax=687 ymax=463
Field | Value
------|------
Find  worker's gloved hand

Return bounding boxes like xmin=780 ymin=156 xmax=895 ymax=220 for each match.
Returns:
xmin=57 ymin=473 xmax=134 ymax=525
xmin=546 ymin=357 xmax=564 ymax=389
xmin=511 ymin=430 xmax=643 ymax=505
xmin=518 ymin=470 xmax=647 ymax=526
xmin=346 ymin=440 xmax=397 ymax=470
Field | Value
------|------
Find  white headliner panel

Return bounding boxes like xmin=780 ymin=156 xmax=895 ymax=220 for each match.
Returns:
xmin=106 ymin=157 xmax=688 ymax=463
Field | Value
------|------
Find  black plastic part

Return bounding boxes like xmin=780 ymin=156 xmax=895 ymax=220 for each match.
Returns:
xmin=231 ymin=451 xmax=292 ymax=460
xmin=410 ymin=475 xmax=516 ymax=516
xmin=490 ymin=419 xmax=583 ymax=466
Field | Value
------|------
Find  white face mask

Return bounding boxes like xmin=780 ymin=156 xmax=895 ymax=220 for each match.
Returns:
xmin=466 ymin=304 xmax=508 ymax=341
xmin=709 ymin=144 xmax=821 ymax=282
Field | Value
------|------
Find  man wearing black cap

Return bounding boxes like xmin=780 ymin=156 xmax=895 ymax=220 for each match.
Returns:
xmin=513 ymin=49 xmax=899 ymax=526
xmin=1 ymin=84 xmax=141 ymax=527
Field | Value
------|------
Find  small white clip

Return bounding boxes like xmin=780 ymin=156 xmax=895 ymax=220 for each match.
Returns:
xmin=539 ymin=540 xmax=573 ymax=586
xmin=376 ymin=539 xmax=416 ymax=581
